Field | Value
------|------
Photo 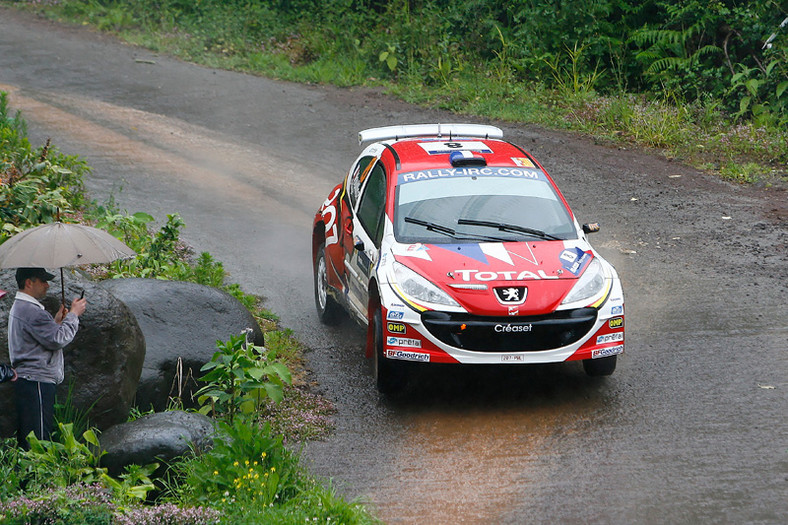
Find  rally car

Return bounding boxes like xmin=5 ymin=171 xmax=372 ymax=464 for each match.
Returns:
xmin=312 ymin=124 xmax=624 ymax=392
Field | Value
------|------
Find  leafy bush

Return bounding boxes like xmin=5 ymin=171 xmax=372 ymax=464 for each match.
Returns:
xmin=0 ymin=92 xmax=89 ymax=241
xmin=196 ymin=334 xmax=292 ymax=423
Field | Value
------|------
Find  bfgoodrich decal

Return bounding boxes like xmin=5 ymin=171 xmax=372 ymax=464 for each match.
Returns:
xmin=386 ymin=349 xmax=430 ymax=362
xmin=592 ymin=345 xmax=624 ymax=359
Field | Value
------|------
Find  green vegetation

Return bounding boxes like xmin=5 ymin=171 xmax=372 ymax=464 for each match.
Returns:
xmin=6 ymin=0 xmax=786 ymax=185
xmin=1 ymin=93 xmax=373 ymax=522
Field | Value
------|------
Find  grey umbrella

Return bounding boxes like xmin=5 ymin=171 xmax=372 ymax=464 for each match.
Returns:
xmin=0 ymin=222 xmax=136 ymax=303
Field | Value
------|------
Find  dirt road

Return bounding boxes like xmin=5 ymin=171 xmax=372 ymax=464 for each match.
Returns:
xmin=1 ymin=8 xmax=787 ymax=523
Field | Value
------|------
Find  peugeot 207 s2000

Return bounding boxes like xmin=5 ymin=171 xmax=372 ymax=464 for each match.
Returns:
xmin=312 ymin=124 xmax=624 ymax=392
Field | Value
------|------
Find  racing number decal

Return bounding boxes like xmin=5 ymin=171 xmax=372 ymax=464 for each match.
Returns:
xmin=321 ymin=187 xmax=341 ymax=246
xmin=444 ymin=142 xmax=463 ymax=149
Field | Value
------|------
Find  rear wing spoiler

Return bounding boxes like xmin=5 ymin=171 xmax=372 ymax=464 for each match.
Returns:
xmin=358 ymin=123 xmax=503 ymax=145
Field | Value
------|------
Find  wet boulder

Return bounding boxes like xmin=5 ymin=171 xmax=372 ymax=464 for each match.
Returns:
xmin=99 ymin=278 xmax=264 ymax=412
xmin=0 ymin=269 xmax=145 ymax=437
xmin=99 ymin=410 xmax=215 ymax=476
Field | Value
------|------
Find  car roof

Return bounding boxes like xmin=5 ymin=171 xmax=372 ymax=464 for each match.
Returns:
xmin=386 ymin=137 xmax=536 ymax=173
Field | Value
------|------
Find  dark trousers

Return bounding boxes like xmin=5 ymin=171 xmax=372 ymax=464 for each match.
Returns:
xmin=14 ymin=378 xmax=55 ymax=450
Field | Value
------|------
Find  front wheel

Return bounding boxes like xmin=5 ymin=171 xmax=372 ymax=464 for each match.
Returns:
xmin=373 ymin=309 xmax=407 ymax=394
xmin=314 ymin=242 xmax=342 ymax=325
xmin=582 ymin=355 xmax=617 ymax=376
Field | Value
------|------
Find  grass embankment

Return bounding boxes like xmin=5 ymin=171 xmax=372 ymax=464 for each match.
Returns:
xmin=6 ymin=0 xmax=787 ymax=187
xmin=0 ymin=93 xmax=378 ymax=523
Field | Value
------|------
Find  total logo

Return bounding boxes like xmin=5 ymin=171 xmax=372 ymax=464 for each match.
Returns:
xmin=454 ymin=269 xmax=558 ymax=281
xmin=387 ymin=336 xmax=422 ymax=348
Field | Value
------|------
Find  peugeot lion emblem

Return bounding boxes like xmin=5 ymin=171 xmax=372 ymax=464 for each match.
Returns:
xmin=494 ymin=286 xmax=527 ymax=305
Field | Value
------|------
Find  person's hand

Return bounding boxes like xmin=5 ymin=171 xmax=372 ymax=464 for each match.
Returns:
xmin=11 ymin=368 xmax=17 ymax=382
xmin=54 ymin=303 xmax=68 ymax=323
xmin=69 ymin=297 xmax=87 ymax=317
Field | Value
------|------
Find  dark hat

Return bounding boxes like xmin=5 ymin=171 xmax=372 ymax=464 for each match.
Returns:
xmin=16 ymin=267 xmax=56 ymax=288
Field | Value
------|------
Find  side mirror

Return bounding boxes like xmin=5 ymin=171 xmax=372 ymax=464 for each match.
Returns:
xmin=582 ymin=223 xmax=600 ymax=234
xmin=354 ymin=240 xmax=365 ymax=251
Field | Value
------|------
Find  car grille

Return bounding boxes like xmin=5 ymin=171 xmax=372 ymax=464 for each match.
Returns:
xmin=420 ymin=308 xmax=597 ymax=352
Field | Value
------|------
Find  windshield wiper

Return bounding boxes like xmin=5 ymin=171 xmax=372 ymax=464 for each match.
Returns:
xmin=404 ymin=217 xmax=514 ymax=243
xmin=404 ymin=217 xmax=457 ymax=237
xmin=457 ymin=218 xmax=562 ymax=240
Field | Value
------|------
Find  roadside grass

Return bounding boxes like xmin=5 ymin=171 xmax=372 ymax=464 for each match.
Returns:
xmin=5 ymin=0 xmax=787 ymax=187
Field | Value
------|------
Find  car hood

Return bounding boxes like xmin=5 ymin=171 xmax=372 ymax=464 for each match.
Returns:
xmin=390 ymin=240 xmax=595 ymax=315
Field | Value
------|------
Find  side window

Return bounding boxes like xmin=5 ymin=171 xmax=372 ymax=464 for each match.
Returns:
xmin=356 ymin=163 xmax=387 ymax=246
xmin=347 ymin=156 xmax=376 ymax=208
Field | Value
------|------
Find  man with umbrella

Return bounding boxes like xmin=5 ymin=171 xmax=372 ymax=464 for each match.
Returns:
xmin=8 ymin=267 xmax=86 ymax=449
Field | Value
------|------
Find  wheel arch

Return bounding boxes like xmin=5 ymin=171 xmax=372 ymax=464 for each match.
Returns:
xmin=365 ymin=278 xmax=381 ymax=358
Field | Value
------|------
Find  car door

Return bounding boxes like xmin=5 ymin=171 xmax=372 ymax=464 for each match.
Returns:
xmin=345 ymin=158 xmax=387 ymax=321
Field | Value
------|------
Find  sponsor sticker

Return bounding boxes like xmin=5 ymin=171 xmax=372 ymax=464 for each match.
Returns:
xmin=559 ymin=247 xmax=593 ymax=276
xmin=495 ymin=323 xmax=533 ymax=333
xmin=508 ymin=306 xmax=519 ymax=316
xmin=511 ymin=157 xmax=535 ymax=168
xmin=386 ymin=336 xmax=422 ymax=348
xmin=418 ymin=141 xmax=492 ymax=155
xmin=610 ymin=305 xmax=623 ymax=315
xmin=592 ymin=345 xmax=624 ymax=359
xmin=608 ymin=317 xmax=624 ymax=329
xmin=596 ymin=332 xmax=624 ymax=344
xmin=387 ymin=310 xmax=405 ymax=320
xmin=386 ymin=349 xmax=430 ymax=362
xmin=387 ymin=322 xmax=407 ymax=334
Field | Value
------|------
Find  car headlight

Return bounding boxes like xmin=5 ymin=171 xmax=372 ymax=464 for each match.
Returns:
xmin=561 ymin=258 xmax=607 ymax=306
xmin=392 ymin=262 xmax=460 ymax=308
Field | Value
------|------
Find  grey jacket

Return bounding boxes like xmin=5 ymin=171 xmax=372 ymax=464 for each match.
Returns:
xmin=8 ymin=294 xmax=80 ymax=384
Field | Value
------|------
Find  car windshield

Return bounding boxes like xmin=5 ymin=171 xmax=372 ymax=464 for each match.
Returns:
xmin=394 ymin=167 xmax=577 ymax=244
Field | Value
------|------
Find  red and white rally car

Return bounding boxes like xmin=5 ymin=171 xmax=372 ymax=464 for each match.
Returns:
xmin=312 ymin=124 xmax=624 ymax=392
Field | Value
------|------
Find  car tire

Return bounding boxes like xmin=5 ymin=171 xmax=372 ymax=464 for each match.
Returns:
xmin=373 ymin=309 xmax=407 ymax=394
xmin=314 ymin=242 xmax=342 ymax=325
xmin=582 ymin=355 xmax=617 ymax=376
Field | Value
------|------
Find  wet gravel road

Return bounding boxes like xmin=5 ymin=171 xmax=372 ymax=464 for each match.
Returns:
xmin=2 ymin=8 xmax=787 ymax=523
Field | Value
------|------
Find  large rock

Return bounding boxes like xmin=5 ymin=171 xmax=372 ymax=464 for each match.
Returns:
xmin=99 ymin=278 xmax=264 ymax=412
xmin=99 ymin=410 xmax=215 ymax=476
xmin=0 ymin=269 xmax=145 ymax=437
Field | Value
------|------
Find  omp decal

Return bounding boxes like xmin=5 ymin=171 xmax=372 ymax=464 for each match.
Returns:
xmin=511 ymin=157 xmax=535 ymax=168
xmin=387 ymin=310 xmax=405 ymax=320
xmin=592 ymin=345 xmax=623 ymax=359
xmin=386 ymin=336 xmax=422 ymax=348
xmin=559 ymin=247 xmax=593 ymax=276
xmin=320 ymin=187 xmax=341 ymax=246
xmin=387 ymin=322 xmax=407 ymax=334
xmin=596 ymin=333 xmax=624 ymax=344
xmin=608 ymin=317 xmax=624 ymax=329
xmin=418 ymin=141 xmax=492 ymax=155
xmin=386 ymin=349 xmax=430 ymax=362
xmin=398 ymin=167 xmax=544 ymax=184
